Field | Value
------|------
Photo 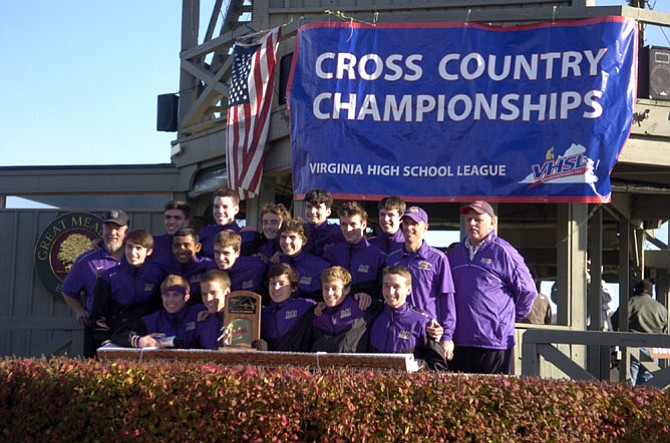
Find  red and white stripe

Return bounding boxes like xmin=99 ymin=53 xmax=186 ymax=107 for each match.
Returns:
xmin=226 ymin=27 xmax=281 ymax=200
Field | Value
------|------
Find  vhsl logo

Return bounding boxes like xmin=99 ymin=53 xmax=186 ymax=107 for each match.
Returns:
xmin=530 ymin=150 xmax=588 ymax=186
xmin=519 ymin=143 xmax=597 ymax=188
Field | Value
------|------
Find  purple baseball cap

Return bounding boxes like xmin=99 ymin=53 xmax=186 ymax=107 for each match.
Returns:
xmin=401 ymin=206 xmax=428 ymax=224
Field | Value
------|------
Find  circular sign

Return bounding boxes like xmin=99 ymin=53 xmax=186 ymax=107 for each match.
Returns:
xmin=34 ymin=212 xmax=104 ymax=296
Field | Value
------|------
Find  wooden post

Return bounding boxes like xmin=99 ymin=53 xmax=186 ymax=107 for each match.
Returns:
xmin=618 ymin=220 xmax=631 ymax=382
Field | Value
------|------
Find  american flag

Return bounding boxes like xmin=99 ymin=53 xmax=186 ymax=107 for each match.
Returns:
xmin=226 ymin=27 xmax=281 ymax=200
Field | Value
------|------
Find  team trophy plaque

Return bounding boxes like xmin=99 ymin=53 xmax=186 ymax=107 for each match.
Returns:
xmin=220 ymin=291 xmax=262 ymax=350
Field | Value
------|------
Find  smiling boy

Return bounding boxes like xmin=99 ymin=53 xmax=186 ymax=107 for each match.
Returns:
xmin=213 ymin=230 xmax=267 ymax=299
xmin=369 ymin=266 xmax=448 ymax=370
xmin=323 ymin=201 xmax=386 ymax=299
xmin=155 ymin=228 xmax=217 ymax=305
xmin=278 ymin=218 xmax=330 ymax=301
xmin=91 ymin=229 xmax=167 ymax=344
xmin=311 ymin=266 xmax=380 ymax=353
xmin=199 ymin=188 xmax=261 ymax=258
xmin=151 ymin=200 xmax=191 ymax=261
xmin=261 ymin=263 xmax=315 ymax=352
xmin=255 ymin=203 xmax=291 ymax=264
xmin=111 ymin=275 xmax=213 ymax=349
xmin=198 ymin=269 xmax=232 ymax=348
xmin=302 ymin=189 xmax=345 ymax=258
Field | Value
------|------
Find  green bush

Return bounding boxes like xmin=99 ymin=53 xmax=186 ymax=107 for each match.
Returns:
xmin=0 ymin=357 xmax=668 ymax=442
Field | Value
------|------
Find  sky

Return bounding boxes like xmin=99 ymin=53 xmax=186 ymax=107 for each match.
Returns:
xmin=1 ymin=1 xmax=668 ymax=169
xmin=0 ymin=1 xmax=181 ymax=167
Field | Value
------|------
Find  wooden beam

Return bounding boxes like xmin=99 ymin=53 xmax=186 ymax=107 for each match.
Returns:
xmin=268 ymin=5 xmax=670 ymax=27
xmin=619 ymin=136 xmax=670 ymax=167
xmin=181 ymin=59 xmax=230 ymax=95
xmin=0 ymin=165 xmax=182 ymax=195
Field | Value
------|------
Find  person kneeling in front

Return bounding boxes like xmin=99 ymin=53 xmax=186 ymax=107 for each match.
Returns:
xmin=111 ymin=275 xmax=212 ymax=349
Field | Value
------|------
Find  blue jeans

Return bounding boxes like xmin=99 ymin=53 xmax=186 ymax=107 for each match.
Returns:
xmin=630 ymin=347 xmax=656 ymax=386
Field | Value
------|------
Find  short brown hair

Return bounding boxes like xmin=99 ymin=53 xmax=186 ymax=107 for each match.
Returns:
xmin=214 ymin=229 xmax=242 ymax=252
xmin=124 ymin=229 xmax=154 ymax=250
xmin=377 ymin=196 xmax=406 ymax=214
xmin=383 ymin=265 xmax=412 ymax=286
xmin=338 ymin=201 xmax=367 ymax=222
xmin=321 ymin=266 xmax=352 ymax=288
xmin=200 ymin=269 xmax=232 ymax=291
xmin=160 ymin=274 xmax=190 ymax=292
xmin=268 ymin=263 xmax=299 ymax=289
xmin=279 ymin=218 xmax=308 ymax=242
xmin=261 ymin=203 xmax=291 ymax=224
xmin=213 ymin=187 xmax=240 ymax=207
xmin=164 ymin=200 xmax=191 ymax=219
xmin=305 ymin=189 xmax=333 ymax=209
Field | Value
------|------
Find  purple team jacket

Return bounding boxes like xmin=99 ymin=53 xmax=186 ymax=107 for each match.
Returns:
xmin=369 ymin=303 xmax=432 ymax=353
xmin=449 ymin=233 xmax=537 ymax=350
xmin=386 ymin=241 xmax=455 ymax=341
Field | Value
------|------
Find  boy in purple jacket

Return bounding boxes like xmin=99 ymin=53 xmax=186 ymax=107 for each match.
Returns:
xmin=279 ymin=218 xmax=330 ymax=301
xmin=154 ymin=228 xmax=217 ymax=305
xmin=369 ymin=196 xmax=406 ymax=255
xmin=324 ymin=201 xmax=386 ymax=299
xmin=151 ymin=200 xmax=191 ymax=261
xmin=255 ymin=203 xmax=291 ymax=265
xmin=213 ymin=230 xmax=267 ymax=297
xmin=91 ymin=229 xmax=166 ymax=344
xmin=302 ymin=189 xmax=345 ymax=257
xmin=311 ymin=266 xmax=379 ymax=353
xmin=198 ymin=187 xmax=261 ymax=258
xmin=261 ymin=263 xmax=315 ymax=352
xmin=111 ymin=275 xmax=213 ymax=349
xmin=369 ymin=266 xmax=448 ymax=370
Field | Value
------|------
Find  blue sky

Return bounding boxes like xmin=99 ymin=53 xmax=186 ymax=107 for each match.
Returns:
xmin=0 ymin=1 xmax=181 ymax=166
xmin=1 ymin=1 xmax=668 ymax=168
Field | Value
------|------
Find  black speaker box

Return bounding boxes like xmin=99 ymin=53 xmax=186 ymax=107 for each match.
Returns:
xmin=157 ymin=93 xmax=179 ymax=132
xmin=638 ymin=46 xmax=670 ymax=100
xmin=278 ymin=53 xmax=293 ymax=106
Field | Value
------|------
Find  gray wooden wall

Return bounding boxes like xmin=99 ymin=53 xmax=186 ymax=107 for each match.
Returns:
xmin=0 ymin=209 xmax=164 ymax=358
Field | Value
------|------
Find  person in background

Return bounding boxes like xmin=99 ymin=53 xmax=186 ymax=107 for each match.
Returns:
xmin=521 ymin=278 xmax=552 ymax=325
xmin=612 ymin=279 xmax=668 ymax=386
xmin=449 ymin=201 xmax=536 ymax=374
xmin=369 ymin=196 xmax=406 ymax=255
xmin=151 ymin=200 xmax=191 ymax=261
xmin=551 ymin=258 xmax=613 ymax=331
xmin=255 ymin=202 xmax=291 ymax=265
xmin=198 ymin=187 xmax=260 ymax=258
xmin=61 ymin=209 xmax=128 ymax=357
xmin=302 ymin=189 xmax=345 ymax=257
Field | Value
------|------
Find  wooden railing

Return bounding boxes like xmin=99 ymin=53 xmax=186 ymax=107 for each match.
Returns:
xmin=521 ymin=329 xmax=670 ymax=388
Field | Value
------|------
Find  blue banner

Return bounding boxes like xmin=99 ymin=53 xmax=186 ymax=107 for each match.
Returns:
xmin=287 ymin=17 xmax=637 ymax=203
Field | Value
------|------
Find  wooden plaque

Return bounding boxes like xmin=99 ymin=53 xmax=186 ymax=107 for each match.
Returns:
xmin=221 ymin=290 xmax=262 ymax=350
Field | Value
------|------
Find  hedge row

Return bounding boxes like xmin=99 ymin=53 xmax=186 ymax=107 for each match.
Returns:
xmin=0 ymin=357 xmax=669 ymax=442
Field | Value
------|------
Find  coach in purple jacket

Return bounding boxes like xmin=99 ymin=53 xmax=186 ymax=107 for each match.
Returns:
xmin=449 ymin=201 xmax=536 ymax=374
